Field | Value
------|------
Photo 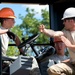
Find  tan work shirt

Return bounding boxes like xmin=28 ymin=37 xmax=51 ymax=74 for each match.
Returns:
xmin=62 ymin=29 xmax=75 ymax=63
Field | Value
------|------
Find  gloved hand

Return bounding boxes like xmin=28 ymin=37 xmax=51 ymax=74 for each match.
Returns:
xmin=7 ymin=31 xmax=16 ymax=41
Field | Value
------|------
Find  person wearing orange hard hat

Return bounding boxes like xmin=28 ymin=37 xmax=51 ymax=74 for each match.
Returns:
xmin=0 ymin=8 xmax=12 ymax=34
xmin=40 ymin=37 xmax=68 ymax=75
xmin=0 ymin=7 xmax=41 ymax=75
xmin=0 ymin=7 xmax=25 ymax=56
xmin=47 ymin=37 xmax=68 ymax=66
xmin=54 ymin=37 xmax=68 ymax=57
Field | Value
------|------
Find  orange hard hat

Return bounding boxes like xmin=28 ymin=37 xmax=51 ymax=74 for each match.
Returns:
xmin=0 ymin=7 xmax=16 ymax=18
xmin=54 ymin=37 xmax=62 ymax=43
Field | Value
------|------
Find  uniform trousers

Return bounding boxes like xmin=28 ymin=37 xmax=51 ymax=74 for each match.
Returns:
xmin=47 ymin=62 xmax=75 ymax=75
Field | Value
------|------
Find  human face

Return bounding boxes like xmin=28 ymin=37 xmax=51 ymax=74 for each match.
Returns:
xmin=63 ymin=19 xmax=74 ymax=30
xmin=54 ymin=42 xmax=66 ymax=55
xmin=3 ymin=18 xmax=15 ymax=29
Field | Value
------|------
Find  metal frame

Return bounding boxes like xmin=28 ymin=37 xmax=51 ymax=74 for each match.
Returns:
xmin=0 ymin=37 xmax=2 ymax=75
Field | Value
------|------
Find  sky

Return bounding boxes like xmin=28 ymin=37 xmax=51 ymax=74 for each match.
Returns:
xmin=0 ymin=3 xmax=49 ymax=25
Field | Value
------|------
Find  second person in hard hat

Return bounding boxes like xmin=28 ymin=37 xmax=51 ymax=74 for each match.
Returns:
xmin=48 ymin=37 xmax=68 ymax=65
xmin=40 ymin=37 xmax=68 ymax=75
xmin=39 ymin=7 xmax=75 ymax=75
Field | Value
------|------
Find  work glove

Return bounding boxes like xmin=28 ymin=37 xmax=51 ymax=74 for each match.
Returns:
xmin=7 ymin=31 xmax=16 ymax=41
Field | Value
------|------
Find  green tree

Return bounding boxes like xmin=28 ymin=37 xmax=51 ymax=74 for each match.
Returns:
xmin=19 ymin=8 xmax=50 ymax=44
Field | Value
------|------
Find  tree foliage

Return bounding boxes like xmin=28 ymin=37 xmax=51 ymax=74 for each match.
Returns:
xmin=19 ymin=8 xmax=50 ymax=44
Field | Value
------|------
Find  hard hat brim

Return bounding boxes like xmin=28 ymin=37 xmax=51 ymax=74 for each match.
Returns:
xmin=0 ymin=16 xmax=16 ymax=18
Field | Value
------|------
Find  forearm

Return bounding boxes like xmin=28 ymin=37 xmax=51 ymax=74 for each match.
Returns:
xmin=68 ymin=44 xmax=75 ymax=51
xmin=62 ymin=59 xmax=70 ymax=63
xmin=43 ymin=29 xmax=55 ymax=37
xmin=15 ymin=35 xmax=21 ymax=46
xmin=0 ymin=29 xmax=8 ymax=34
xmin=15 ymin=36 xmax=24 ymax=54
xmin=42 ymin=29 xmax=64 ymax=37
xmin=60 ymin=36 xmax=75 ymax=50
xmin=39 ymin=24 xmax=64 ymax=37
